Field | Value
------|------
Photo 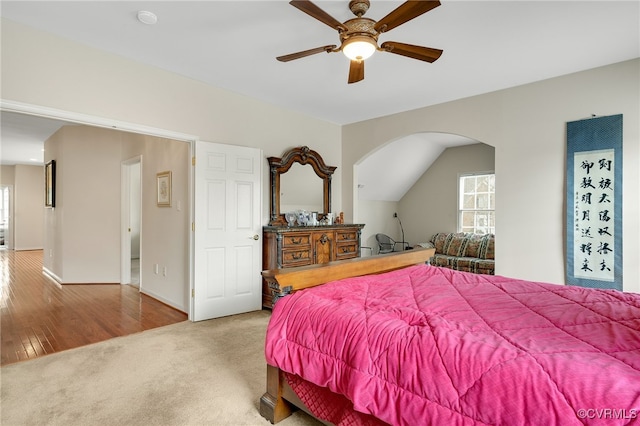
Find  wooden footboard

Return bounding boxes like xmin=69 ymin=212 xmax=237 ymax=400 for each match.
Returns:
xmin=262 ymin=247 xmax=435 ymax=307
xmin=260 ymin=248 xmax=435 ymax=423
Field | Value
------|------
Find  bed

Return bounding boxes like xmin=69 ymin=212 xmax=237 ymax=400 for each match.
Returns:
xmin=260 ymin=248 xmax=640 ymax=425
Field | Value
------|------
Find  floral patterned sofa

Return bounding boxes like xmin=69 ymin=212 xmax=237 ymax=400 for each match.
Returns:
xmin=419 ymin=232 xmax=495 ymax=275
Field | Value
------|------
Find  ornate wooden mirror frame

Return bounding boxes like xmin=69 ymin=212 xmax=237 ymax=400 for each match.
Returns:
xmin=268 ymin=146 xmax=336 ymax=226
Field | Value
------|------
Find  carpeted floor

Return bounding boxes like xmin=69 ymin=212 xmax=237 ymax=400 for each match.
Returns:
xmin=0 ymin=310 xmax=321 ymax=426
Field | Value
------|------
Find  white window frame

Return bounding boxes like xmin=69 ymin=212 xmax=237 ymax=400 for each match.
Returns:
xmin=458 ymin=172 xmax=495 ymax=235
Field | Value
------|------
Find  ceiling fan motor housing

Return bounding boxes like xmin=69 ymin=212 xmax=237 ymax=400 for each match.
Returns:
xmin=340 ymin=17 xmax=379 ymax=48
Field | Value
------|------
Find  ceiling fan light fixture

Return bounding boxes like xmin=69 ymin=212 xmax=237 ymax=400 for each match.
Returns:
xmin=342 ymin=36 xmax=377 ymax=61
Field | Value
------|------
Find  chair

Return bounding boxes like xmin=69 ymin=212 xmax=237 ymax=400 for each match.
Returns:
xmin=375 ymin=233 xmax=408 ymax=254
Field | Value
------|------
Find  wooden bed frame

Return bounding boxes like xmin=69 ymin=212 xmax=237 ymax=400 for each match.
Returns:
xmin=259 ymin=248 xmax=435 ymax=424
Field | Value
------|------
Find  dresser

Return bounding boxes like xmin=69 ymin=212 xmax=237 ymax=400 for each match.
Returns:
xmin=262 ymin=224 xmax=365 ymax=308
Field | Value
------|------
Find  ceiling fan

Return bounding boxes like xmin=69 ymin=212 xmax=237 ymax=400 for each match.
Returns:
xmin=277 ymin=0 xmax=443 ymax=84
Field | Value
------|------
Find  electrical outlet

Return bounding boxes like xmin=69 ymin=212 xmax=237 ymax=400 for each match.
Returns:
xmin=163 ymin=266 xmax=167 ymax=277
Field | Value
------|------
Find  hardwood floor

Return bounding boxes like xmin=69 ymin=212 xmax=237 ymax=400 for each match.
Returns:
xmin=0 ymin=249 xmax=187 ymax=366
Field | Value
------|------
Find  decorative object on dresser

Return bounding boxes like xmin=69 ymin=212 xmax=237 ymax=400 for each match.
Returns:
xmin=263 ymin=146 xmax=365 ymax=308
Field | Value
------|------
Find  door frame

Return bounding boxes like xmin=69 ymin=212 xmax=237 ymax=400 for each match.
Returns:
xmin=1 ymin=99 xmax=198 ymax=318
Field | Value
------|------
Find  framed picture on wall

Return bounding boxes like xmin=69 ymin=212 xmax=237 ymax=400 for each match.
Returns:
xmin=45 ymin=160 xmax=56 ymax=208
xmin=156 ymin=171 xmax=172 ymax=207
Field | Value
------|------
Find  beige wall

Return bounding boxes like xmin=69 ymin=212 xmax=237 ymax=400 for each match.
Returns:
xmin=2 ymin=19 xmax=638 ymax=294
xmin=44 ymin=126 xmax=122 ymax=283
xmin=357 ymin=199 xmax=399 ymax=255
xmin=44 ymin=126 xmax=190 ymax=310
xmin=400 ymin=143 xmax=495 ymax=245
xmin=344 ymin=59 xmax=639 ymax=292
xmin=1 ymin=166 xmax=16 ymax=184
xmin=1 ymin=19 xmax=340 ymax=313
xmin=7 ymin=165 xmax=44 ymax=250
xmin=0 ymin=19 xmax=342 ymax=226
xmin=358 ymin=143 xmax=494 ymax=254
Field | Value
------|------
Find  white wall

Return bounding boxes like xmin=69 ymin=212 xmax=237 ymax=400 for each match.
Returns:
xmin=343 ymin=59 xmax=639 ymax=293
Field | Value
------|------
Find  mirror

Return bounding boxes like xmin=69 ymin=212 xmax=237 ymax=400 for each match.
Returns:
xmin=280 ymin=163 xmax=323 ymax=213
xmin=268 ymin=146 xmax=336 ymax=226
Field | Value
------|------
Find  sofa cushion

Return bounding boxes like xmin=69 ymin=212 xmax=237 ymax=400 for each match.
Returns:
xmin=463 ymin=233 xmax=485 ymax=258
xmin=478 ymin=234 xmax=495 ymax=260
xmin=430 ymin=233 xmax=449 ymax=254
xmin=431 ymin=254 xmax=495 ymax=275
xmin=443 ymin=233 xmax=468 ymax=256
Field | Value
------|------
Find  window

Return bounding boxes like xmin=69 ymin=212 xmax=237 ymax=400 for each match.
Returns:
xmin=459 ymin=173 xmax=495 ymax=235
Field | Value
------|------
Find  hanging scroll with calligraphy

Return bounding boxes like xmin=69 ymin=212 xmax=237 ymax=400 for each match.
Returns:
xmin=566 ymin=114 xmax=623 ymax=290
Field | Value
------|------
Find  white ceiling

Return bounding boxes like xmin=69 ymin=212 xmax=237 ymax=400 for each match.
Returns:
xmin=1 ymin=1 xmax=638 ymax=199
xmin=2 ymin=1 xmax=638 ymax=125
xmin=0 ymin=112 xmax=74 ymax=166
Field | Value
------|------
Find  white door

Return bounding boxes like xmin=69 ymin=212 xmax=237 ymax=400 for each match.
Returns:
xmin=193 ymin=141 xmax=262 ymax=321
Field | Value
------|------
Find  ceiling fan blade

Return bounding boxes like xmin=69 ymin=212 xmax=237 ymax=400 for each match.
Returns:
xmin=380 ymin=41 xmax=443 ymax=62
xmin=374 ymin=1 xmax=440 ymax=33
xmin=348 ymin=60 xmax=364 ymax=84
xmin=276 ymin=45 xmax=337 ymax=62
xmin=289 ymin=0 xmax=347 ymax=32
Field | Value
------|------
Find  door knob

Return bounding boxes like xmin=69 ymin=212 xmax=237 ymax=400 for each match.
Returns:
xmin=252 ymin=234 xmax=259 ymax=240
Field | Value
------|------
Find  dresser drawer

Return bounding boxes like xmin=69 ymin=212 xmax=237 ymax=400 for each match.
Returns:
xmin=281 ymin=248 xmax=312 ymax=266
xmin=281 ymin=233 xmax=311 ymax=247
xmin=263 ymin=224 xmax=365 ymax=309
xmin=336 ymin=230 xmax=358 ymax=242
xmin=335 ymin=242 xmax=358 ymax=260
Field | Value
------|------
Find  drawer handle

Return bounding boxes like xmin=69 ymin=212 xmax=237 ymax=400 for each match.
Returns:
xmin=290 ymin=237 xmax=302 ymax=244
xmin=292 ymin=252 xmax=303 ymax=260
xmin=342 ymin=247 xmax=351 ymax=253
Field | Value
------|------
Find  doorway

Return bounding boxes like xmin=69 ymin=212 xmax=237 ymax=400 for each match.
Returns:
xmin=121 ymin=156 xmax=142 ymax=287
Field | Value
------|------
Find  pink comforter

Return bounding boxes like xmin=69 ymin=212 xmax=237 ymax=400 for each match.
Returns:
xmin=265 ymin=264 xmax=640 ymax=425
